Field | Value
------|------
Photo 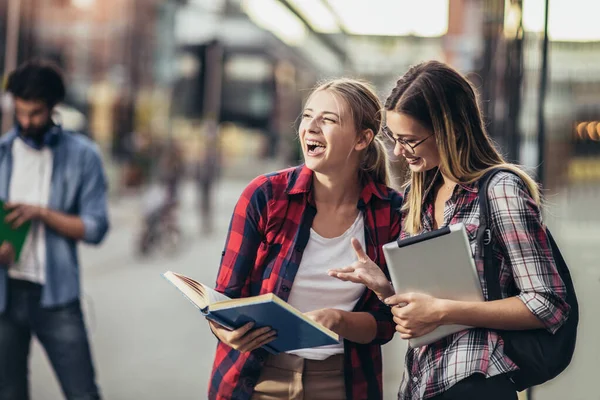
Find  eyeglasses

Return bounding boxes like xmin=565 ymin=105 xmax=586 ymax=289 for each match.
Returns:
xmin=382 ymin=126 xmax=434 ymax=154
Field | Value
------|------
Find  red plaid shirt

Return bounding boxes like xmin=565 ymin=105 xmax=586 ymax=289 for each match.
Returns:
xmin=209 ymin=165 xmax=402 ymax=400
xmin=398 ymin=171 xmax=571 ymax=399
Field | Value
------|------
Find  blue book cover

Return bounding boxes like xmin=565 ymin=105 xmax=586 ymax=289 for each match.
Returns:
xmin=162 ymin=271 xmax=340 ymax=354
xmin=207 ymin=293 xmax=340 ymax=353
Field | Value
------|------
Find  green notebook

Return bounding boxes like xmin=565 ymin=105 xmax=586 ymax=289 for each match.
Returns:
xmin=0 ymin=200 xmax=31 ymax=263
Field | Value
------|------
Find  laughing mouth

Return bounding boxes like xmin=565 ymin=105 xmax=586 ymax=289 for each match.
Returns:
xmin=306 ymin=139 xmax=326 ymax=155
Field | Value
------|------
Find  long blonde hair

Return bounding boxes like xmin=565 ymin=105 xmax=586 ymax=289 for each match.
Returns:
xmin=385 ymin=61 xmax=540 ymax=235
xmin=308 ymin=78 xmax=390 ymax=186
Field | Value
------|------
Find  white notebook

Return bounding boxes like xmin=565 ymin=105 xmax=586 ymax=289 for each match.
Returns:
xmin=382 ymin=223 xmax=484 ymax=348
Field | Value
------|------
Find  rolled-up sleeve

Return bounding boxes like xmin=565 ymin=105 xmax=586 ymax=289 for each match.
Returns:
xmin=489 ymin=173 xmax=570 ymax=333
xmin=79 ymin=146 xmax=109 ymax=245
xmin=365 ymin=190 xmax=403 ymax=345
xmin=365 ymin=295 xmax=395 ymax=345
xmin=215 ymin=176 xmax=269 ymax=299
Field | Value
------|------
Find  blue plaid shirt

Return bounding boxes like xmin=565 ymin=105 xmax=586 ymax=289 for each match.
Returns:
xmin=0 ymin=126 xmax=110 ymax=311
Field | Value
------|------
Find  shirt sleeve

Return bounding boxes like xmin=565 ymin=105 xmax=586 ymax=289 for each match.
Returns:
xmin=79 ymin=145 xmax=110 ymax=245
xmin=364 ymin=190 xmax=404 ymax=345
xmin=488 ymin=173 xmax=570 ymax=333
xmin=214 ymin=175 xmax=269 ymax=299
xmin=363 ymin=291 xmax=395 ymax=345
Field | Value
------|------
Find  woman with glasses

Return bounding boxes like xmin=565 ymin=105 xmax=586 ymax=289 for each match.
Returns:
xmin=208 ymin=78 xmax=402 ymax=400
xmin=329 ymin=61 xmax=570 ymax=399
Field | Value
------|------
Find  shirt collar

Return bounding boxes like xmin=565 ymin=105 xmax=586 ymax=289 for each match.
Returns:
xmin=16 ymin=124 xmax=61 ymax=150
xmin=458 ymin=181 xmax=479 ymax=193
xmin=286 ymin=165 xmax=313 ymax=195
xmin=285 ymin=164 xmax=390 ymax=204
xmin=358 ymin=173 xmax=391 ymax=204
xmin=422 ymin=168 xmax=479 ymax=201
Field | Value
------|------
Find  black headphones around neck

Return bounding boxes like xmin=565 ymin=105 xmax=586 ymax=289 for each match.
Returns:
xmin=16 ymin=121 xmax=61 ymax=149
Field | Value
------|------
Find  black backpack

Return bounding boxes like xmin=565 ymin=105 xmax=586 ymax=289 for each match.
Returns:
xmin=477 ymin=169 xmax=579 ymax=391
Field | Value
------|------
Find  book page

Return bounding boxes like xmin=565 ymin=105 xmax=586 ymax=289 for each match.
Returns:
xmin=163 ymin=271 xmax=208 ymax=309
xmin=200 ymin=284 xmax=231 ymax=305
xmin=173 ymin=273 xmax=230 ymax=304
xmin=164 ymin=271 xmax=231 ymax=308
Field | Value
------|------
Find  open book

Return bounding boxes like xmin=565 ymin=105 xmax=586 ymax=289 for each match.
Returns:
xmin=162 ymin=271 xmax=340 ymax=354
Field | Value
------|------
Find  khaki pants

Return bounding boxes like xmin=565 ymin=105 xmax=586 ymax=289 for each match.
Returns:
xmin=251 ymin=353 xmax=346 ymax=400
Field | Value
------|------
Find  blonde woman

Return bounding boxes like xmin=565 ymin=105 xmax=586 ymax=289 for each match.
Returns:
xmin=208 ymin=79 xmax=402 ymax=400
xmin=329 ymin=61 xmax=570 ymax=400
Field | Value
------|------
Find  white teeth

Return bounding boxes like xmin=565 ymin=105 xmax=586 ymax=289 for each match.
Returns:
xmin=306 ymin=140 xmax=326 ymax=148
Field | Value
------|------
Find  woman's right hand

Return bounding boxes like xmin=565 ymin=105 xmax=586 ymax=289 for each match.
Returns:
xmin=328 ymin=237 xmax=395 ymax=300
xmin=208 ymin=320 xmax=277 ymax=353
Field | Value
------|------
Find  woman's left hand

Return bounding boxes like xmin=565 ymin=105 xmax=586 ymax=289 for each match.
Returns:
xmin=305 ymin=308 xmax=343 ymax=333
xmin=328 ymin=238 xmax=394 ymax=299
xmin=385 ymin=293 xmax=446 ymax=339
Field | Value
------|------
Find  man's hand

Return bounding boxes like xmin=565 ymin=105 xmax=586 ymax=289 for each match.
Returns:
xmin=208 ymin=320 xmax=277 ymax=353
xmin=4 ymin=202 xmax=44 ymax=228
xmin=0 ymin=242 xmax=15 ymax=266
xmin=304 ymin=308 xmax=344 ymax=333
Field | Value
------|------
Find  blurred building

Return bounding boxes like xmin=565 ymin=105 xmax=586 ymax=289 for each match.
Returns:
xmin=170 ymin=0 xmax=343 ymax=167
xmin=1 ymin=0 xmax=598 ymax=192
xmin=469 ymin=0 xmax=600 ymax=192
xmin=0 ymin=0 xmax=181 ymax=154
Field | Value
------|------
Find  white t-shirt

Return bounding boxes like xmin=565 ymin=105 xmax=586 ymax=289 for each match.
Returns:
xmin=286 ymin=213 xmax=366 ymax=360
xmin=8 ymin=138 xmax=53 ymax=284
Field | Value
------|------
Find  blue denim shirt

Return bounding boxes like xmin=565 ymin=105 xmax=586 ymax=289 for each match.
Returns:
xmin=0 ymin=127 xmax=110 ymax=311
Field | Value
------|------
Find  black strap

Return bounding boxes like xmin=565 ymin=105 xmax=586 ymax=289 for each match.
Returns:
xmin=477 ymin=168 xmax=517 ymax=301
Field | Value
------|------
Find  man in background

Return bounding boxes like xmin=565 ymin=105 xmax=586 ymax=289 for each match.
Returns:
xmin=195 ymin=117 xmax=221 ymax=235
xmin=0 ymin=60 xmax=109 ymax=400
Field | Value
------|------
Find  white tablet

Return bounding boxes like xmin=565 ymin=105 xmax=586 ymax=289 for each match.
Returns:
xmin=382 ymin=222 xmax=484 ymax=348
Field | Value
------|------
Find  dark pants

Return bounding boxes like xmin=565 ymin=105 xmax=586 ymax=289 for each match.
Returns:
xmin=0 ymin=279 xmax=100 ymax=400
xmin=429 ymin=373 xmax=517 ymax=400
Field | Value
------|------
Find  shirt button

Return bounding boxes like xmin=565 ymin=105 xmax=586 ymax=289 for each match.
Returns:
xmin=412 ymin=377 xmax=418 ymax=383
xmin=282 ymin=286 xmax=290 ymax=292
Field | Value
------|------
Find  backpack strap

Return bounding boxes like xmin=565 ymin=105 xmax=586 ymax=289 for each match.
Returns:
xmin=477 ymin=168 xmax=518 ymax=301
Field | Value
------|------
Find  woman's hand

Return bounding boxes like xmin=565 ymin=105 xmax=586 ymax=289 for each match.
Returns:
xmin=328 ymin=237 xmax=394 ymax=299
xmin=208 ymin=320 xmax=277 ymax=353
xmin=304 ymin=308 xmax=343 ymax=333
xmin=385 ymin=292 xmax=445 ymax=339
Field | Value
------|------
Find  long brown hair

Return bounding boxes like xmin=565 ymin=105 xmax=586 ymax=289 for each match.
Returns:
xmin=308 ymin=78 xmax=390 ymax=186
xmin=385 ymin=60 xmax=540 ymax=234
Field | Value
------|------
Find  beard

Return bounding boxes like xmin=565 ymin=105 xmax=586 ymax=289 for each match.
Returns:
xmin=15 ymin=118 xmax=54 ymax=142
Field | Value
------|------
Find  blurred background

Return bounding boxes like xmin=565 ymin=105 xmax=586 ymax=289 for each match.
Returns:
xmin=0 ymin=0 xmax=598 ymax=399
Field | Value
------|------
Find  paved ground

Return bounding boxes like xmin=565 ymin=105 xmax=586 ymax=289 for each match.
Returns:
xmin=27 ymin=177 xmax=599 ymax=400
